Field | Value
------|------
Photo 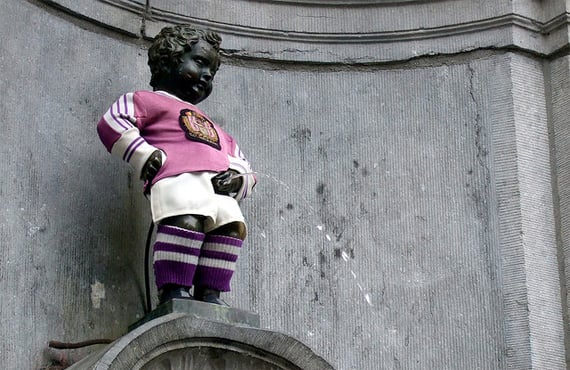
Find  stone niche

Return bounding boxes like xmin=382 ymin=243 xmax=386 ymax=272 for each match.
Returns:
xmin=33 ymin=0 xmax=570 ymax=369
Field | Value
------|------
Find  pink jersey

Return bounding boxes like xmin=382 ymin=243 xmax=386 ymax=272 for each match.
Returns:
xmin=97 ymin=90 xmax=255 ymax=200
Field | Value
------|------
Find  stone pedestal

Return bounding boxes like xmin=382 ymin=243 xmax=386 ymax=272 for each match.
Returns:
xmin=129 ymin=299 xmax=261 ymax=331
xmin=68 ymin=301 xmax=333 ymax=370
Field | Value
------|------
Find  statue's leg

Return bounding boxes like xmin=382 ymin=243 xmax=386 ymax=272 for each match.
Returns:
xmin=194 ymin=221 xmax=246 ymax=305
xmin=154 ymin=214 xmax=206 ymax=304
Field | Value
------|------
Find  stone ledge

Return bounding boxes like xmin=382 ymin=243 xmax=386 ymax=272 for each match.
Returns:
xmin=68 ymin=311 xmax=334 ymax=369
xmin=38 ymin=0 xmax=570 ymax=63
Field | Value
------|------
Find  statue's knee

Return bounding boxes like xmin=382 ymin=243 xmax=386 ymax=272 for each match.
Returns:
xmin=213 ymin=222 xmax=246 ymax=240
xmin=159 ymin=214 xmax=205 ymax=232
xmin=225 ymin=229 xmax=243 ymax=240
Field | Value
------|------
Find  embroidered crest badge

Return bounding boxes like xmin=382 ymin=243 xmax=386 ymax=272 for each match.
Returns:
xmin=179 ymin=109 xmax=221 ymax=150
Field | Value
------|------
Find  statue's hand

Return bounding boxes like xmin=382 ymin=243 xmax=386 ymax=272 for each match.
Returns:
xmin=141 ymin=150 xmax=163 ymax=183
xmin=211 ymin=170 xmax=243 ymax=195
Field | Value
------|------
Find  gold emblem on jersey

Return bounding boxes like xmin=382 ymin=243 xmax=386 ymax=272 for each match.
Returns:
xmin=179 ymin=109 xmax=221 ymax=150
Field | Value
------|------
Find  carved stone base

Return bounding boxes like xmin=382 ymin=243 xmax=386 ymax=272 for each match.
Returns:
xmin=67 ymin=303 xmax=333 ymax=370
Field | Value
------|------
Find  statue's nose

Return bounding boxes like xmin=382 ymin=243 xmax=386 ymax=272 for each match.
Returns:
xmin=202 ymin=70 xmax=212 ymax=81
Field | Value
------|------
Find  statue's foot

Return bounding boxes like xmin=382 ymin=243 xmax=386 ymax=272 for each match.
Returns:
xmin=158 ymin=284 xmax=193 ymax=305
xmin=194 ymin=287 xmax=229 ymax=306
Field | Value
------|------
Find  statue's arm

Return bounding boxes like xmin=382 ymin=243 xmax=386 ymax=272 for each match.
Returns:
xmin=211 ymin=170 xmax=243 ymax=196
xmin=226 ymin=143 xmax=256 ymax=200
xmin=140 ymin=149 xmax=164 ymax=183
xmin=97 ymin=92 xmax=160 ymax=180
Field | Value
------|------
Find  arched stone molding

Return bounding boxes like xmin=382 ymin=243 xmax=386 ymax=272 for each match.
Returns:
xmin=67 ymin=313 xmax=334 ymax=369
xmin=40 ymin=0 xmax=570 ymax=63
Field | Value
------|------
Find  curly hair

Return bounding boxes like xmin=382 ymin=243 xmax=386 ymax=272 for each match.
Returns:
xmin=148 ymin=25 xmax=222 ymax=88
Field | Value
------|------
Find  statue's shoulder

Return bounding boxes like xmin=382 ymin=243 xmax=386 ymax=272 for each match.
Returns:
xmin=131 ymin=90 xmax=182 ymax=110
xmin=133 ymin=90 xmax=158 ymax=100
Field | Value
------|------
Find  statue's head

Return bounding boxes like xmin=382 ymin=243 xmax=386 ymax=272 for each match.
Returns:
xmin=148 ymin=25 xmax=222 ymax=104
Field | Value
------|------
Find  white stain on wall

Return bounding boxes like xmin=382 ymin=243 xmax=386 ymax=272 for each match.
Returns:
xmin=90 ymin=280 xmax=106 ymax=309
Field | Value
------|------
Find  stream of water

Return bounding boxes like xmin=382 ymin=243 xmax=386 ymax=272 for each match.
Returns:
xmin=227 ymin=171 xmax=373 ymax=307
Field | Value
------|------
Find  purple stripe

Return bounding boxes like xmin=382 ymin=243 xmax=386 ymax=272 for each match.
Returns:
xmin=154 ymin=242 xmax=201 ymax=256
xmin=203 ymin=234 xmax=243 ymax=248
xmin=154 ymin=260 xmax=196 ymax=289
xmin=232 ymin=163 xmax=246 ymax=174
xmin=158 ymin=225 xmax=206 ymax=241
xmin=122 ymin=136 xmax=142 ymax=161
xmin=110 ymin=100 xmax=130 ymax=130
xmin=199 ymin=249 xmax=238 ymax=262
xmin=125 ymin=138 xmax=144 ymax=162
xmin=194 ymin=266 xmax=233 ymax=292
xmin=123 ymin=94 xmax=129 ymax=116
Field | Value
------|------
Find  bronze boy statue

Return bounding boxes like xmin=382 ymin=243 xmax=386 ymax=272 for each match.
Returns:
xmin=97 ymin=25 xmax=256 ymax=306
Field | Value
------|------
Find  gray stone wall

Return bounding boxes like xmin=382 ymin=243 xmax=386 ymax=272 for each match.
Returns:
xmin=1 ymin=1 xmax=569 ymax=369
xmin=550 ymin=54 xmax=570 ymax=366
xmin=0 ymin=1 xmax=153 ymax=366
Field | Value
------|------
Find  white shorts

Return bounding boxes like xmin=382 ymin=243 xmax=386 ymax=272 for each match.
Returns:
xmin=149 ymin=172 xmax=246 ymax=234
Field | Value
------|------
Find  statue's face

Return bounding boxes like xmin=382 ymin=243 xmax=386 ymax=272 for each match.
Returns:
xmin=164 ymin=40 xmax=220 ymax=104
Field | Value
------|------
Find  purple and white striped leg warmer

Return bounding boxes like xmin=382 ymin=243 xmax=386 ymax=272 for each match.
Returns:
xmin=193 ymin=234 xmax=243 ymax=292
xmin=153 ymin=224 xmax=205 ymax=290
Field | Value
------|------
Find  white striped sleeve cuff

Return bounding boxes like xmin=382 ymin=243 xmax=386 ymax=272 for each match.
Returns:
xmin=228 ymin=155 xmax=256 ymax=201
xmin=110 ymin=127 xmax=159 ymax=179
